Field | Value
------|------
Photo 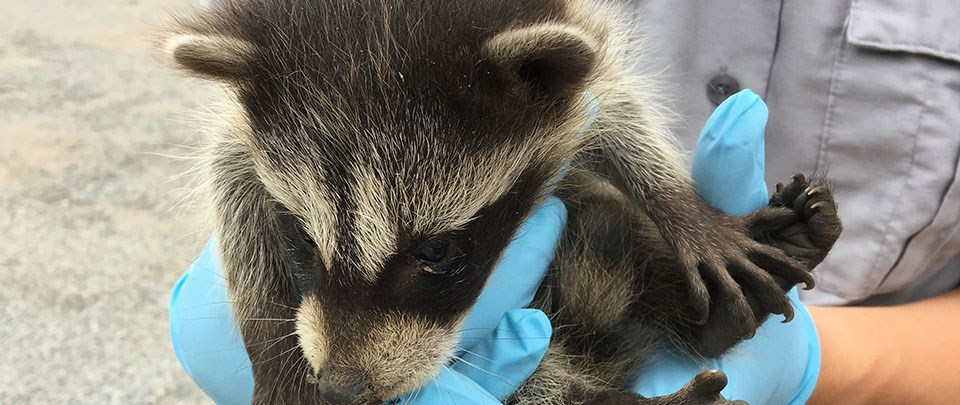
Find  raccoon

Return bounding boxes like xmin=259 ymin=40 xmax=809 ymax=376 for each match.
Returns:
xmin=161 ymin=0 xmax=842 ymax=403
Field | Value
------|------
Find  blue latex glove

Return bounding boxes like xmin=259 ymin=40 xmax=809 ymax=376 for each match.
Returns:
xmin=632 ymin=90 xmax=821 ymax=405
xmin=169 ymin=197 xmax=567 ymax=404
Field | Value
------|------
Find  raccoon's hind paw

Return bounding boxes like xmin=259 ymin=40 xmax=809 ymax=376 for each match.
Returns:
xmin=654 ymin=370 xmax=749 ymax=405
xmin=584 ymin=371 xmax=747 ymax=405
xmin=671 ymin=214 xmax=807 ymax=349
xmin=750 ymin=173 xmax=843 ymax=274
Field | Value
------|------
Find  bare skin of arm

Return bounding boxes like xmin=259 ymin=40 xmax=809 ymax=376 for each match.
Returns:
xmin=808 ymin=288 xmax=960 ymax=405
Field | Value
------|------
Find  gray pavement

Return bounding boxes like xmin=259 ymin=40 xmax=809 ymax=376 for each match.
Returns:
xmin=1 ymin=0 xmax=217 ymax=403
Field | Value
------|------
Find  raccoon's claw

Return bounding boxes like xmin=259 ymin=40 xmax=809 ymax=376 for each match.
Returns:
xmin=810 ymin=201 xmax=835 ymax=216
xmin=805 ymin=186 xmax=828 ymax=197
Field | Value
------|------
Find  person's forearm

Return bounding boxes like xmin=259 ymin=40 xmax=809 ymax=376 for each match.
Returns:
xmin=808 ymin=288 xmax=960 ymax=404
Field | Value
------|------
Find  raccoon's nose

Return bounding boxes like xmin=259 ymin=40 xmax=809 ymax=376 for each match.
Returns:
xmin=312 ymin=369 xmax=373 ymax=402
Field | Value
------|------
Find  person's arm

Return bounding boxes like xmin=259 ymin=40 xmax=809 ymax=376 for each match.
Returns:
xmin=809 ymin=288 xmax=960 ymax=404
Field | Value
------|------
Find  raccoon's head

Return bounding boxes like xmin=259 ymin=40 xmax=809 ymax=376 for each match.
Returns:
xmin=164 ymin=1 xmax=600 ymax=401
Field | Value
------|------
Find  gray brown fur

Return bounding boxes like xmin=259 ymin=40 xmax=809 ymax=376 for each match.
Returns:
xmin=160 ymin=0 xmax=842 ymax=403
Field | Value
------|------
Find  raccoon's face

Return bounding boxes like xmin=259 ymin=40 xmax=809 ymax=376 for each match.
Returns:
xmin=259 ymin=113 xmax=577 ymax=401
xmin=164 ymin=2 xmax=599 ymax=401
xmin=275 ymin=140 xmax=563 ymax=400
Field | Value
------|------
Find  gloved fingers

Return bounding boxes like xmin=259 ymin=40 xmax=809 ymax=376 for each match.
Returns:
xmin=691 ymin=89 xmax=769 ymax=215
xmin=393 ymin=366 xmax=501 ymax=405
xmin=169 ymin=238 xmax=255 ymax=404
xmin=459 ymin=197 xmax=566 ymax=345
xmin=452 ymin=309 xmax=553 ymax=402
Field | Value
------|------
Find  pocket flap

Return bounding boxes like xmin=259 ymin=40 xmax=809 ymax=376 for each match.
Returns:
xmin=847 ymin=0 xmax=960 ymax=63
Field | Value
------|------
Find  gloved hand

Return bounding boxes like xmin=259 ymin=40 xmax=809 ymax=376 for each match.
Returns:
xmin=169 ymin=197 xmax=567 ymax=405
xmin=631 ymin=89 xmax=820 ymax=405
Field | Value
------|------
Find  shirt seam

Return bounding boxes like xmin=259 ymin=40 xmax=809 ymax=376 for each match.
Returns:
xmin=846 ymin=38 xmax=960 ymax=65
xmin=863 ymin=64 xmax=930 ymax=295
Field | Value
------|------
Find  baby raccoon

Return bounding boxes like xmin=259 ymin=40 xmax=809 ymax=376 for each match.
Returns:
xmin=162 ymin=0 xmax=842 ymax=403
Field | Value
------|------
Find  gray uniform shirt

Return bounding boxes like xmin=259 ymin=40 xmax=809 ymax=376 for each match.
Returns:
xmin=629 ymin=0 xmax=960 ymax=305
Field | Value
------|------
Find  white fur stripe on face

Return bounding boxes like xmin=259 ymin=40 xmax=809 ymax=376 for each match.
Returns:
xmin=295 ymin=294 xmax=328 ymax=373
xmin=296 ymin=295 xmax=457 ymax=400
xmin=350 ymin=165 xmax=398 ymax=283
xmin=395 ymin=115 xmax=585 ymax=236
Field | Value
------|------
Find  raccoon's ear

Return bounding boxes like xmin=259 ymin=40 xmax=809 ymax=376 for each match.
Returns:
xmin=162 ymin=33 xmax=257 ymax=81
xmin=482 ymin=24 xmax=599 ymax=100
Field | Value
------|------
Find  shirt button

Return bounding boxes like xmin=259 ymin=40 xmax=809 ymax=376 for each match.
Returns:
xmin=707 ymin=73 xmax=741 ymax=106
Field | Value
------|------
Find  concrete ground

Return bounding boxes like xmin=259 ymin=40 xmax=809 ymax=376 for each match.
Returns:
xmin=1 ymin=0 xmax=217 ymax=403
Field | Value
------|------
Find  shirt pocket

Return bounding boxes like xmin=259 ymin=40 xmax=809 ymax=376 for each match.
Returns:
xmin=847 ymin=0 xmax=960 ymax=64
xmin=812 ymin=0 xmax=960 ymax=303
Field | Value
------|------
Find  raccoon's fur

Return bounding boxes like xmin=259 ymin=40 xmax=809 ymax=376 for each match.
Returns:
xmin=161 ymin=0 xmax=842 ymax=403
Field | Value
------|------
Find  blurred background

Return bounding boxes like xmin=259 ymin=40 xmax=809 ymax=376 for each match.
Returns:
xmin=2 ymin=0 xmax=214 ymax=402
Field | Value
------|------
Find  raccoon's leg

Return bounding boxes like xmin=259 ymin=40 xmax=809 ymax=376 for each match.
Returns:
xmin=578 ymin=80 xmax=812 ymax=335
xmin=510 ymin=173 xmax=741 ymax=405
xmin=209 ymin=143 xmax=320 ymax=403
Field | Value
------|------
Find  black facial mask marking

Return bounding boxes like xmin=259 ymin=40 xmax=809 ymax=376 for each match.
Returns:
xmin=276 ymin=205 xmax=319 ymax=299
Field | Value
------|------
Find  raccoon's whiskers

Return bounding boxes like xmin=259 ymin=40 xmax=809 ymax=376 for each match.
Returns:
xmin=175 ymin=315 xmax=294 ymax=323
xmin=236 ymin=317 xmax=296 ymax=323
xmin=246 ymin=331 xmax=299 ymax=358
xmin=276 ymin=346 xmax=307 ymax=395
xmin=249 ymin=343 xmax=302 ymax=369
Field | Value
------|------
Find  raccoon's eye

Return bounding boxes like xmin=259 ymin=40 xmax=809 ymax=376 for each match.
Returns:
xmin=417 ymin=239 xmax=449 ymax=263
xmin=414 ymin=237 xmax=466 ymax=275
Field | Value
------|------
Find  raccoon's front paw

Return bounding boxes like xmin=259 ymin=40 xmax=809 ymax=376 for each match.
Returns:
xmin=584 ymin=371 xmax=747 ymax=405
